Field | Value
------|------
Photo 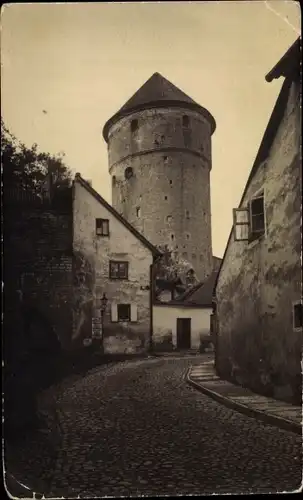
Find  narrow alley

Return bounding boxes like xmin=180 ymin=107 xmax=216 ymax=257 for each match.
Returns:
xmin=7 ymin=356 xmax=302 ymax=497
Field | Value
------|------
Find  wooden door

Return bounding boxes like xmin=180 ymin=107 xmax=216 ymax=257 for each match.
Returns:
xmin=176 ymin=318 xmax=191 ymax=349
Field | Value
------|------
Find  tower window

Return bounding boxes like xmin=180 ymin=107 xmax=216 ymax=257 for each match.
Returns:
xmin=136 ymin=207 xmax=141 ymax=217
xmin=169 ymin=180 xmax=173 ymax=185
xmin=112 ymin=175 xmax=116 ymax=185
xmin=164 ymin=196 xmax=168 ymax=200
xmin=125 ymin=166 xmax=133 ymax=179
xmin=182 ymin=115 xmax=190 ymax=128
xmin=171 ymin=234 xmax=174 ymax=240
xmin=131 ymin=119 xmax=138 ymax=133
xmin=163 ymin=156 xmax=168 ymax=163
xmin=186 ymin=234 xmax=190 ymax=239
xmin=186 ymin=210 xmax=190 ymax=219
xmin=166 ymin=215 xmax=172 ymax=222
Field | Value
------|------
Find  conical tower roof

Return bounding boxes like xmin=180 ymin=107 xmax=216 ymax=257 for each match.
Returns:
xmin=103 ymin=72 xmax=216 ymax=141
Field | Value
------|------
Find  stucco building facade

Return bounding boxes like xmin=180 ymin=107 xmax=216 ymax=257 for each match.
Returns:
xmin=103 ymin=72 xmax=216 ymax=282
xmin=72 ymin=174 xmax=161 ymax=354
xmin=213 ymin=39 xmax=301 ymax=404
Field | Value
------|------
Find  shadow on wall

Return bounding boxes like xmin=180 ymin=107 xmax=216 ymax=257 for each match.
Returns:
xmin=216 ymin=322 xmax=302 ymax=405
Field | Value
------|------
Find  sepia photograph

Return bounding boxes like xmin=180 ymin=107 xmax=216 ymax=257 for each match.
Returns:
xmin=1 ymin=1 xmax=302 ymax=497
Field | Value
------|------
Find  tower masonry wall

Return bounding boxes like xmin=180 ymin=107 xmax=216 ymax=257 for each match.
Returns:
xmin=107 ymin=107 xmax=214 ymax=281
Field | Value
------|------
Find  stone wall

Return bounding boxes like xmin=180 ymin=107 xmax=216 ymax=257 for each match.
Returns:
xmin=73 ymin=179 xmax=154 ymax=354
xmin=215 ymin=80 xmax=301 ymax=404
xmin=4 ymin=195 xmax=74 ymax=351
xmin=107 ymin=107 xmax=214 ymax=282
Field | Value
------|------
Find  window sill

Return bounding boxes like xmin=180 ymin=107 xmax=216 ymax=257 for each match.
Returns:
xmin=248 ymin=233 xmax=265 ymax=248
xmin=109 ymin=277 xmax=129 ymax=281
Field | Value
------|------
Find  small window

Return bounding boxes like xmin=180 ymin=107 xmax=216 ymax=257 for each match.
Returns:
xmin=167 ymin=215 xmax=172 ymax=222
xmin=182 ymin=115 xmax=190 ymax=128
xmin=131 ymin=119 xmax=138 ymax=133
xmin=136 ymin=207 xmax=141 ymax=217
xmin=109 ymin=261 xmax=128 ymax=280
xmin=164 ymin=156 xmax=168 ymax=163
xmin=118 ymin=304 xmax=131 ymax=322
xmin=186 ymin=234 xmax=190 ymax=239
xmin=125 ymin=167 xmax=133 ymax=180
xmin=169 ymin=180 xmax=172 ymax=185
xmin=171 ymin=234 xmax=174 ymax=240
xmin=164 ymin=196 xmax=168 ymax=200
xmin=186 ymin=210 xmax=190 ymax=219
xmin=112 ymin=175 xmax=116 ymax=185
xmin=293 ymin=302 xmax=302 ymax=329
xmin=96 ymin=218 xmax=109 ymax=236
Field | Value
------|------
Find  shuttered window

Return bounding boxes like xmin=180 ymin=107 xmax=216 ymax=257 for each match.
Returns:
xmin=111 ymin=303 xmax=138 ymax=323
xmin=233 ymin=191 xmax=266 ymax=242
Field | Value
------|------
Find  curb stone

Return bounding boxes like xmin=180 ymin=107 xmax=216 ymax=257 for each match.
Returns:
xmin=185 ymin=367 xmax=302 ymax=436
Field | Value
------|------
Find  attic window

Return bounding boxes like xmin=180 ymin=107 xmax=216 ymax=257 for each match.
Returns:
xmin=131 ymin=119 xmax=138 ymax=133
xmin=182 ymin=115 xmax=190 ymax=128
xmin=96 ymin=218 xmax=109 ymax=237
xmin=125 ymin=166 xmax=133 ymax=180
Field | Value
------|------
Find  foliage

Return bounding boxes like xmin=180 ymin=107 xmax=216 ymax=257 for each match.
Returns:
xmin=155 ymin=244 xmax=198 ymax=285
xmin=1 ymin=118 xmax=72 ymax=195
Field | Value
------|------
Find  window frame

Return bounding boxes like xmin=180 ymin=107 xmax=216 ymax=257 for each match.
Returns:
xmin=109 ymin=260 xmax=129 ymax=280
xmin=117 ymin=303 xmax=131 ymax=322
xmin=233 ymin=189 xmax=266 ymax=243
xmin=96 ymin=218 xmax=110 ymax=237
xmin=249 ymin=189 xmax=266 ymax=243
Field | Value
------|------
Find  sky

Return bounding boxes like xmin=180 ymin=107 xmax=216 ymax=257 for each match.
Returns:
xmin=1 ymin=1 xmax=300 ymax=258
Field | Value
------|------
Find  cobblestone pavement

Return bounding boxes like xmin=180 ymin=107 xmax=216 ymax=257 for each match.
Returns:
xmin=5 ymin=356 xmax=303 ymax=497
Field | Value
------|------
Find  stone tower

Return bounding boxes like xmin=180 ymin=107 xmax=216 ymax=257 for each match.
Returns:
xmin=102 ymin=73 xmax=216 ymax=281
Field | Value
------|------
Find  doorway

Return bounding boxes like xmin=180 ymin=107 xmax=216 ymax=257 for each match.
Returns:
xmin=176 ymin=318 xmax=191 ymax=349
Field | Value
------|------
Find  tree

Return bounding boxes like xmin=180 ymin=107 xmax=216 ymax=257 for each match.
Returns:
xmin=1 ymin=118 xmax=72 ymax=196
xmin=154 ymin=245 xmax=199 ymax=299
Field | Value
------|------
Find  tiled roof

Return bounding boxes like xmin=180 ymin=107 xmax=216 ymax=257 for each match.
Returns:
xmin=103 ymin=72 xmax=216 ymax=141
xmin=173 ymin=270 xmax=218 ymax=307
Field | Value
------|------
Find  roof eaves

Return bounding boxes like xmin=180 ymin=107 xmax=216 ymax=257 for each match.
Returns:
xmin=265 ymin=37 xmax=301 ymax=82
xmin=102 ymin=100 xmax=216 ymax=142
xmin=74 ymin=174 xmax=162 ymax=257
xmin=213 ymin=67 xmax=294 ymax=296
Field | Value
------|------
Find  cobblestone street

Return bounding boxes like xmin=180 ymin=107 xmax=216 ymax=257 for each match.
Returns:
xmin=6 ymin=356 xmax=302 ymax=497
